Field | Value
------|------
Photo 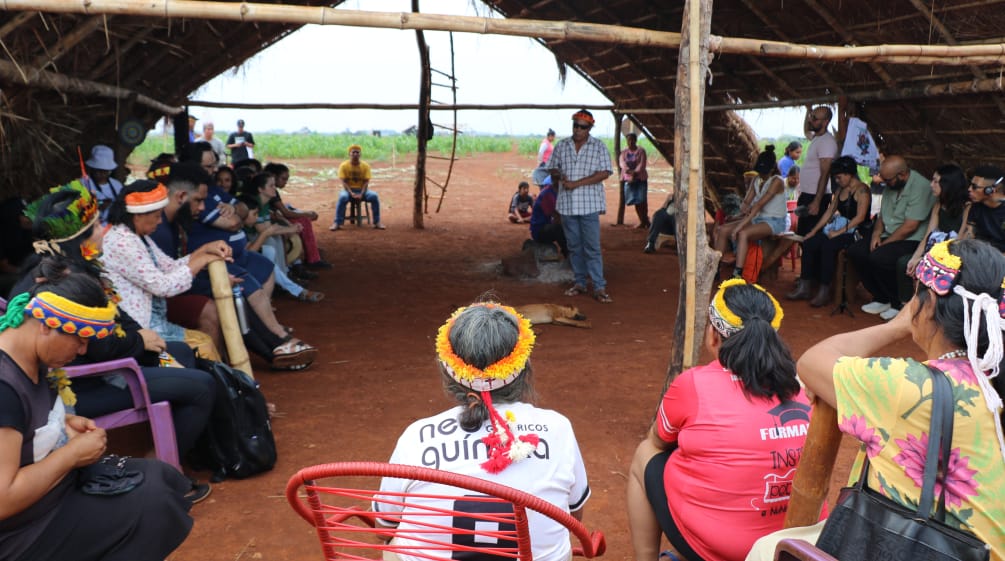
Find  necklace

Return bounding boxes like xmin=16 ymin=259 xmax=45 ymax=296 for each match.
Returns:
xmin=937 ymin=349 xmax=967 ymax=360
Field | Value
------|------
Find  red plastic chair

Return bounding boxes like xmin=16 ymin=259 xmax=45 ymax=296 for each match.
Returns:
xmin=774 ymin=539 xmax=838 ymax=561
xmin=63 ymin=358 xmax=182 ymax=472
xmin=286 ymin=461 xmax=606 ymax=561
xmin=0 ymin=295 xmax=182 ymax=472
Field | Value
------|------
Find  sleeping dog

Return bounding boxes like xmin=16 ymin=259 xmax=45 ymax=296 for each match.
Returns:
xmin=514 ymin=304 xmax=592 ymax=328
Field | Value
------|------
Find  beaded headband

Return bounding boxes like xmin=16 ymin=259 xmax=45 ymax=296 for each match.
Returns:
xmin=436 ymin=303 xmax=539 ymax=474
xmin=147 ymin=165 xmax=171 ymax=181
xmin=915 ymin=240 xmax=962 ymax=297
xmin=571 ymin=110 xmax=595 ymax=125
xmin=708 ymin=278 xmax=784 ymax=338
xmin=25 ymin=291 xmax=116 ymax=339
xmin=125 ymin=184 xmax=169 ymax=214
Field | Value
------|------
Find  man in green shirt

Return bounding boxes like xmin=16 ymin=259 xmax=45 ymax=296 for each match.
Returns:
xmin=846 ymin=155 xmax=935 ymax=320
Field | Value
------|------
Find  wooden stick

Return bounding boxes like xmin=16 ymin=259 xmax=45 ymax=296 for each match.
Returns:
xmin=7 ymin=0 xmax=1005 ymax=66
xmin=0 ymin=58 xmax=181 ymax=114
xmin=785 ymin=400 xmax=842 ymax=528
xmin=207 ymin=260 xmax=253 ymax=378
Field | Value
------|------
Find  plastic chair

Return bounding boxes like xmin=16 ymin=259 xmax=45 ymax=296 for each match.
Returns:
xmin=286 ymin=461 xmax=606 ymax=561
xmin=63 ymin=358 xmax=182 ymax=472
xmin=0 ymin=296 xmax=181 ymax=472
xmin=774 ymin=539 xmax=838 ymax=561
xmin=348 ymin=199 xmax=371 ymax=226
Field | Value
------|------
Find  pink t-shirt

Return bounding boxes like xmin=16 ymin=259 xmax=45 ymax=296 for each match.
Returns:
xmin=657 ymin=360 xmax=813 ymax=561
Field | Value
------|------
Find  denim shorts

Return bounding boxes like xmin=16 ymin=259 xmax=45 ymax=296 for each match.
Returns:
xmin=752 ymin=215 xmax=787 ymax=235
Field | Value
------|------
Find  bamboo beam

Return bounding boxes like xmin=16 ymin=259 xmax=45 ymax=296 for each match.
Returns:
xmin=0 ymin=10 xmax=33 ymax=39
xmin=31 ymin=14 xmax=106 ymax=70
xmin=0 ymin=57 xmax=181 ymax=113
xmin=6 ymin=0 xmax=1005 ymax=66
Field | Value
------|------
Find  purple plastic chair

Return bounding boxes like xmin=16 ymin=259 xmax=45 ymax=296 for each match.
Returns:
xmin=774 ymin=539 xmax=839 ymax=561
xmin=63 ymin=358 xmax=182 ymax=472
xmin=0 ymin=296 xmax=181 ymax=472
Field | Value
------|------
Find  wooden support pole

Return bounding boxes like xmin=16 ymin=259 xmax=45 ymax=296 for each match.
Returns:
xmin=784 ymin=400 xmax=842 ymax=528
xmin=614 ymin=112 xmax=625 ymax=226
xmin=6 ymin=0 xmax=1005 ymax=66
xmin=412 ymin=0 xmax=427 ymax=229
xmin=0 ymin=58 xmax=181 ymax=114
xmin=207 ymin=260 xmax=253 ymax=378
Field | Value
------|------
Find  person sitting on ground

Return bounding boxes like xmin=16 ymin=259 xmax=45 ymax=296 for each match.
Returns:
xmin=962 ymin=164 xmax=1005 ymax=252
xmin=748 ymin=239 xmax=1005 ymax=559
xmin=643 ymin=191 xmax=676 ymax=254
xmin=714 ymin=146 xmax=787 ymax=279
xmin=379 ymin=301 xmax=590 ymax=561
xmin=627 ymin=279 xmax=812 ymax=561
xmin=330 ymin=144 xmax=385 ymax=230
xmin=14 ymin=181 xmax=216 ymax=503
xmin=620 ymin=132 xmax=650 ymax=229
xmin=905 ymin=164 xmax=970 ymax=277
xmin=100 ymin=180 xmax=230 ymax=362
xmin=236 ymin=189 xmax=322 ymax=303
xmin=263 ymin=162 xmax=332 ymax=269
xmin=528 ymin=176 xmax=568 ymax=258
xmin=847 ymin=155 xmax=935 ymax=321
xmin=81 ymin=144 xmax=124 ymax=223
xmin=0 ymin=267 xmax=193 ymax=561
xmin=787 ymin=156 xmax=871 ymax=307
xmin=508 ymin=181 xmax=535 ymax=224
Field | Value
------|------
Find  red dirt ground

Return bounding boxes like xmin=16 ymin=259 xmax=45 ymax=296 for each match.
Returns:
xmin=162 ymin=149 xmax=921 ymax=561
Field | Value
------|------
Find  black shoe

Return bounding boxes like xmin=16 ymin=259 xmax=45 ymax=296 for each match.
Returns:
xmin=643 ymin=242 xmax=656 ymax=254
xmin=305 ymin=259 xmax=333 ymax=270
xmin=185 ymin=480 xmax=212 ymax=504
xmin=291 ymin=266 xmax=319 ymax=280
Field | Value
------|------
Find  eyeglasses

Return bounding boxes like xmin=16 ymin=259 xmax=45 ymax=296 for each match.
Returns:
xmin=969 ymin=182 xmax=986 ymax=191
xmin=572 ymin=123 xmax=591 ymax=130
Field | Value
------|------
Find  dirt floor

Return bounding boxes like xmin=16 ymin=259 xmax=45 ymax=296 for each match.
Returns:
xmin=161 ymin=149 xmax=921 ymax=561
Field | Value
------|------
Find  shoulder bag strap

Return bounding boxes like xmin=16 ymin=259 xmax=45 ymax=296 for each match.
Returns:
xmin=919 ymin=364 xmax=954 ymax=522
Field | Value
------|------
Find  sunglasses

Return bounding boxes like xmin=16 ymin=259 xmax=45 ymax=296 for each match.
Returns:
xmin=572 ymin=123 xmax=591 ymax=130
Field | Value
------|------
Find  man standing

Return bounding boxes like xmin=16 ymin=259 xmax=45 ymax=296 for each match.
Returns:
xmin=847 ymin=155 xmax=934 ymax=320
xmin=796 ymin=106 xmax=837 ymax=236
xmin=547 ymin=109 xmax=614 ymax=303
xmin=964 ymin=165 xmax=1005 ymax=251
xmin=202 ymin=121 xmax=227 ymax=168
xmin=330 ymin=144 xmax=385 ymax=230
xmin=226 ymin=119 xmax=255 ymax=164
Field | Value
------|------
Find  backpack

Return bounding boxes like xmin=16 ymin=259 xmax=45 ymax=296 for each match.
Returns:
xmin=189 ymin=358 xmax=277 ymax=481
xmin=742 ymin=243 xmax=763 ymax=284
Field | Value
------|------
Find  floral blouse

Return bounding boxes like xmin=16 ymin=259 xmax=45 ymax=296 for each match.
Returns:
xmin=834 ymin=356 xmax=1005 ymax=559
xmin=101 ymin=224 xmax=194 ymax=329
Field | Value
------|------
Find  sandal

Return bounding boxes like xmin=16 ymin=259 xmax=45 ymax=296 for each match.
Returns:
xmin=564 ymin=284 xmax=588 ymax=297
xmin=593 ymin=290 xmax=613 ymax=304
xmin=297 ymin=289 xmax=325 ymax=303
xmin=271 ymin=339 xmax=318 ymax=369
xmin=185 ymin=479 xmax=212 ymax=505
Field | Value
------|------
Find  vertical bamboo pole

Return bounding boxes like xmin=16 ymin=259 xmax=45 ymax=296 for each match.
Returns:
xmin=682 ymin=0 xmax=702 ymax=370
xmin=614 ymin=112 xmax=625 ymax=226
xmin=784 ymin=400 xmax=841 ymax=527
xmin=413 ymin=0 xmax=428 ymax=229
xmin=207 ymin=260 xmax=253 ymax=377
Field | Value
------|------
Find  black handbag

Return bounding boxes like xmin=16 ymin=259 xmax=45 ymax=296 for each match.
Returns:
xmin=78 ymin=455 xmax=144 ymax=496
xmin=816 ymin=365 xmax=991 ymax=560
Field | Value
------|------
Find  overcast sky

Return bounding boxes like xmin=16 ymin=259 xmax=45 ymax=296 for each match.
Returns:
xmin=189 ymin=0 xmax=805 ymax=139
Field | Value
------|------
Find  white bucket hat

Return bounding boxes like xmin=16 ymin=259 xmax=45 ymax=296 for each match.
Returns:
xmin=85 ymin=145 xmax=117 ymax=171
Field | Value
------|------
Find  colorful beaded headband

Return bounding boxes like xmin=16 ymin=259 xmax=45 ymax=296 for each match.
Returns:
xmin=915 ymin=240 xmax=962 ymax=296
xmin=147 ymin=165 xmax=171 ymax=180
xmin=25 ymin=291 xmax=117 ymax=339
xmin=571 ymin=110 xmax=595 ymax=125
xmin=436 ymin=303 xmax=540 ymax=474
xmin=708 ymin=278 xmax=784 ymax=337
xmin=125 ymin=184 xmax=169 ymax=214
xmin=436 ymin=303 xmax=536 ymax=392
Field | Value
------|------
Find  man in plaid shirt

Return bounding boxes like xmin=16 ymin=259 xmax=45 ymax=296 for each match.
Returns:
xmin=546 ymin=109 xmax=614 ymax=303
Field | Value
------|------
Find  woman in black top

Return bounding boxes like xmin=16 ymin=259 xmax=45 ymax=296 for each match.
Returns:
xmin=787 ymin=156 xmax=872 ymax=306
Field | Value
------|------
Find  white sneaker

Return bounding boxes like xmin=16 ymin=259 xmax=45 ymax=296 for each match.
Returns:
xmin=861 ymin=301 xmax=891 ymax=315
xmin=879 ymin=307 xmax=900 ymax=321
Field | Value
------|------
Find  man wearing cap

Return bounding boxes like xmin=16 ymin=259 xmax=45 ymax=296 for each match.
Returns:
xmin=188 ymin=114 xmax=199 ymax=142
xmin=82 ymin=144 xmax=124 ymax=223
xmin=546 ymin=109 xmax=614 ymax=303
xmin=201 ymin=121 xmax=227 ymax=168
xmin=330 ymin=144 xmax=385 ymax=230
xmin=226 ymin=119 xmax=255 ymax=164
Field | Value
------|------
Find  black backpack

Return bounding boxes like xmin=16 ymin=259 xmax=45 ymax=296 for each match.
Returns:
xmin=189 ymin=358 xmax=277 ymax=481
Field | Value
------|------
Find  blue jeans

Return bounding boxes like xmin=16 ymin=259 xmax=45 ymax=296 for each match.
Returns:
xmin=562 ymin=213 xmax=605 ymax=291
xmin=335 ymin=190 xmax=381 ymax=226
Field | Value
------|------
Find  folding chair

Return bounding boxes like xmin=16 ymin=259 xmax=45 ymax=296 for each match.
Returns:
xmin=0 ymin=296 xmax=181 ymax=472
xmin=286 ymin=461 xmax=606 ymax=561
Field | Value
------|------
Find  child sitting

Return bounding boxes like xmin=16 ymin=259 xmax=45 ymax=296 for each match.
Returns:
xmin=507 ymin=181 xmax=535 ymax=223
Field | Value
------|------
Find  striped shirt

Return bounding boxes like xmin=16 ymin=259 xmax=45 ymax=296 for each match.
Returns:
xmin=547 ymin=135 xmax=613 ymax=216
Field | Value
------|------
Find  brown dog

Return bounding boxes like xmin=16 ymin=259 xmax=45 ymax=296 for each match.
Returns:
xmin=514 ymin=304 xmax=592 ymax=328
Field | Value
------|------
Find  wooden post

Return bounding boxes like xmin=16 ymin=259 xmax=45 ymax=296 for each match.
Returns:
xmin=614 ymin=112 xmax=625 ymax=226
xmin=412 ymin=0 xmax=428 ymax=229
xmin=667 ymin=0 xmax=719 ymax=390
xmin=836 ymin=95 xmax=849 ymax=147
xmin=207 ymin=260 xmax=253 ymax=378
xmin=784 ymin=400 xmax=842 ymax=527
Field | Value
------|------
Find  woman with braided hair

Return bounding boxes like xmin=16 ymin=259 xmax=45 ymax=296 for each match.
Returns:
xmin=378 ymin=301 xmax=591 ymax=561
xmin=627 ymin=279 xmax=813 ymax=561
xmin=0 ymin=267 xmax=192 ymax=561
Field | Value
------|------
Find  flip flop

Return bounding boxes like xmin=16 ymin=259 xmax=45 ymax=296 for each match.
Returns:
xmin=593 ymin=290 xmax=613 ymax=304
xmin=297 ymin=289 xmax=325 ymax=303
xmin=564 ymin=284 xmax=588 ymax=297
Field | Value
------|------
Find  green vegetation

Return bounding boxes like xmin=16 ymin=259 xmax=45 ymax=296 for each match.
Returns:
xmin=128 ymin=131 xmax=663 ymax=166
